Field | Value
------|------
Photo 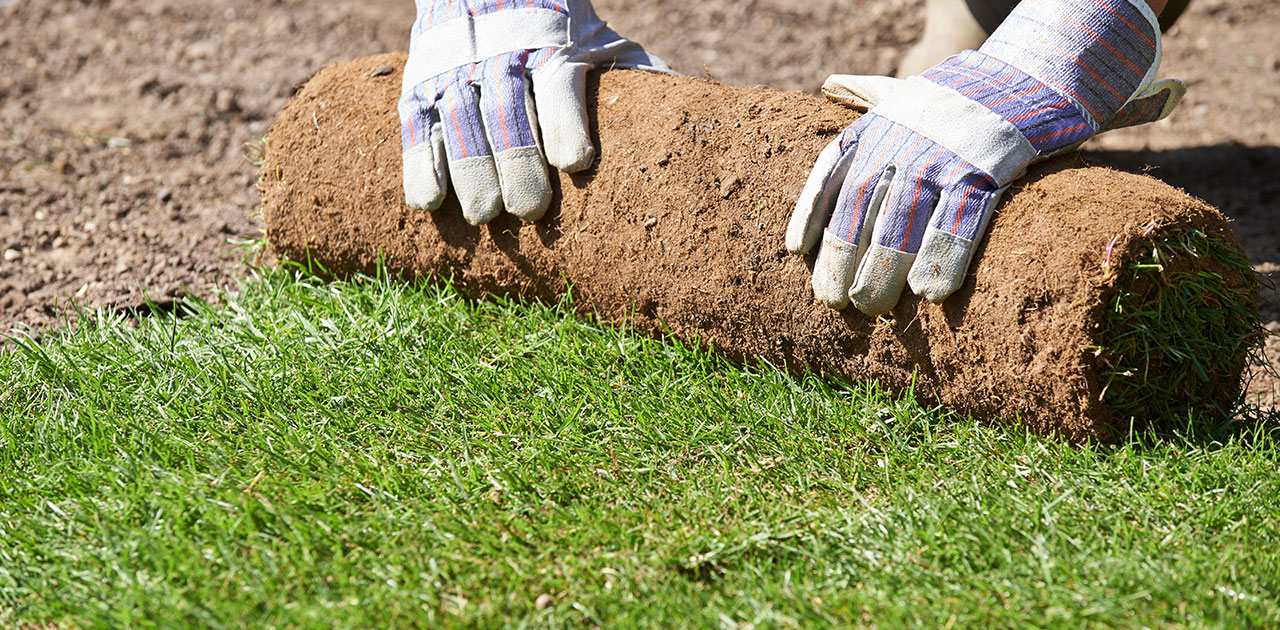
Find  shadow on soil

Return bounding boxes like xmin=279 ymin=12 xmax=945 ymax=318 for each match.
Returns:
xmin=1085 ymin=144 xmax=1280 ymax=261
xmin=1088 ymin=143 xmax=1280 ymax=333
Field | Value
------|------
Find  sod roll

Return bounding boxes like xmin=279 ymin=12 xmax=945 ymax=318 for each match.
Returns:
xmin=259 ymin=53 xmax=1262 ymax=442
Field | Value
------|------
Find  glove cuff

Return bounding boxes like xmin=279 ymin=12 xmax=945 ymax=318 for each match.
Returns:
xmin=977 ymin=0 xmax=1161 ymax=132
xmin=404 ymin=7 xmax=570 ymax=91
xmin=923 ymin=50 xmax=1097 ymax=154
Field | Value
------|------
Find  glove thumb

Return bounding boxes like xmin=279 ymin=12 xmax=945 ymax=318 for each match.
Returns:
xmin=820 ymin=75 xmax=907 ymax=112
xmin=1102 ymin=78 xmax=1187 ymax=132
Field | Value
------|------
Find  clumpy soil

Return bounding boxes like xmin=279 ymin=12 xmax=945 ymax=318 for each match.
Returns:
xmin=1 ymin=0 xmax=1276 ymax=407
xmin=260 ymin=55 xmax=1249 ymax=442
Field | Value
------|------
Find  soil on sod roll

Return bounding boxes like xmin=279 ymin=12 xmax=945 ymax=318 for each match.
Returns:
xmin=259 ymin=53 xmax=1261 ymax=442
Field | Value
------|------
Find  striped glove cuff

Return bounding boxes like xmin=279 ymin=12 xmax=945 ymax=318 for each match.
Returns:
xmin=975 ymin=0 xmax=1162 ymax=133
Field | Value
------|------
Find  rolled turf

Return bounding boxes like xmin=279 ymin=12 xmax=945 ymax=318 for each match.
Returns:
xmin=258 ymin=53 xmax=1264 ymax=442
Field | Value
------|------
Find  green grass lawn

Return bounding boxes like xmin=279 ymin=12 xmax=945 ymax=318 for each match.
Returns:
xmin=2 ymin=267 xmax=1277 ymax=629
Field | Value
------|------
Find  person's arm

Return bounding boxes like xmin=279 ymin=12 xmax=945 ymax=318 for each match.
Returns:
xmin=1146 ymin=0 xmax=1168 ymax=14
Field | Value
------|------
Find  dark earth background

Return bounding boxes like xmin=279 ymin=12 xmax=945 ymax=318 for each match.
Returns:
xmin=1 ymin=0 xmax=1276 ymax=407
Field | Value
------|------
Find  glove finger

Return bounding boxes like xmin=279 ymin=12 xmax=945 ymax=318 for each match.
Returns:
xmin=398 ymin=83 xmax=448 ymax=210
xmin=479 ymin=52 xmax=552 ymax=221
xmin=1103 ymin=78 xmax=1186 ymax=132
xmin=848 ymin=145 xmax=953 ymax=315
xmin=531 ymin=62 xmax=596 ymax=173
xmin=908 ymin=178 xmax=1006 ymax=303
xmin=821 ymin=75 xmax=906 ymax=112
xmin=440 ymin=75 xmax=503 ymax=225
xmin=823 ymin=116 xmax=904 ymax=255
xmin=811 ymin=161 xmax=895 ymax=310
xmin=785 ymin=125 xmax=860 ymax=254
xmin=810 ymin=115 xmax=907 ymax=308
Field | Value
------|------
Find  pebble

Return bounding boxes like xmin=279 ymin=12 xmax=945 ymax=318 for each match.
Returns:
xmin=185 ymin=39 xmax=218 ymax=60
xmin=214 ymin=89 xmax=238 ymax=113
xmin=643 ymin=217 xmax=658 ymax=228
xmin=368 ymin=65 xmax=395 ymax=78
xmin=719 ymin=175 xmax=741 ymax=198
xmin=2 ymin=248 xmax=20 ymax=262
xmin=534 ymin=594 xmax=554 ymax=610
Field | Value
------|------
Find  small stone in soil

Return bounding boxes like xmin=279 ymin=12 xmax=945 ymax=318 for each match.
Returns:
xmin=720 ymin=175 xmax=741 ymax=198
xmin=368 ymin=65 xmax=394 ymax=78
xmin=214 ymin=90 xmax=239 ymax=113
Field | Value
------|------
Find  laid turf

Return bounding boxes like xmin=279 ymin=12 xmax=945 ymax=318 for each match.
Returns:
xmin=2 ymin=267 xmax=1278 ymax=629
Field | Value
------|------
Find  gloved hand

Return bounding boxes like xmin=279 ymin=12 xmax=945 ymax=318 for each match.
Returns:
xmin=399 ymin=0 xmax=669 ymax=225
xmin=786 ymin=0 xmax=1184 ymax=315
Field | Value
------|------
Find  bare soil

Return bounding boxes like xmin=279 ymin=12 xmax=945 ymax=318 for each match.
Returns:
xmin=1 ymin=0 xmax=1275 ymax=406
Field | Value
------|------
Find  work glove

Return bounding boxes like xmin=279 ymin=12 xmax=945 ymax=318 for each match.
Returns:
xmin=786 ymin=0 xmax=1185 ymax=315
xmin=399 ymin=0 xmax=669 ymax=225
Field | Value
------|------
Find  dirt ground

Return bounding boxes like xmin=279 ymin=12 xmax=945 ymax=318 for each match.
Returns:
xmin=1 ymin=0 xmax=1276 ymax=406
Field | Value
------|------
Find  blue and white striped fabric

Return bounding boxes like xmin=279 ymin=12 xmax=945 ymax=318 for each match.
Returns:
xmin=980 ymin=0 xmax=1160 ymax=131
